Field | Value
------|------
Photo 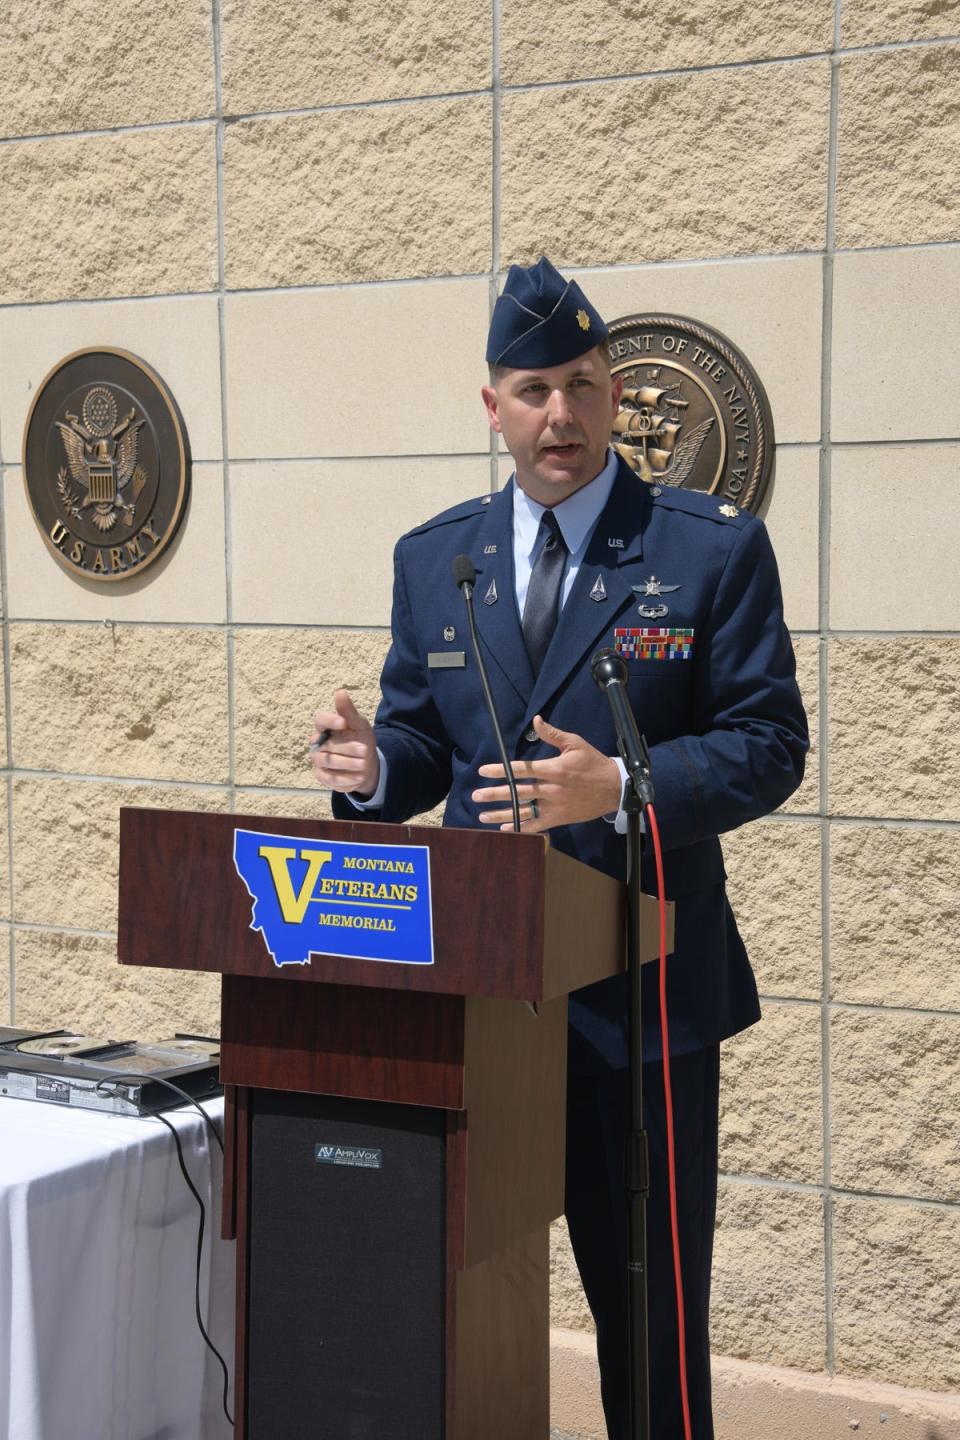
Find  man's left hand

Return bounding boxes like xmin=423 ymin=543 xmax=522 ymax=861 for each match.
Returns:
xmin=472 ymin=714 xmax=622 ymax=832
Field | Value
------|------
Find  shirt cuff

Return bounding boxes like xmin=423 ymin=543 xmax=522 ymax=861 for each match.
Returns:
xmin=602 ymin=756 xmax=646 ymax=836
xmin=343 ymin=747 xmax=388 ymax=810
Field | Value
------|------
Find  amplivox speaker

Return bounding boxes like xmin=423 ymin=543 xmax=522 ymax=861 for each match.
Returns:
xmin=247 ymin=1089 xmax=446 ymax=1439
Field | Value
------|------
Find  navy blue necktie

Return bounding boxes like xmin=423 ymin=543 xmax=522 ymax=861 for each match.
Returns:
xmin=523 ymin=510 xmax=567 ymax=675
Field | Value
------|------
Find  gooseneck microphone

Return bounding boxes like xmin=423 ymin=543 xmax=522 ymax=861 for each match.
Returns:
xmin=453 ymin=555 xmax=522 ymax=833
xmin=591 ymin=649 xmax=655 ymax=807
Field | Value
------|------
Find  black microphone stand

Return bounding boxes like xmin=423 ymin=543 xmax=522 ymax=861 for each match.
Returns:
xmin=592 ymin=649 xmax=655 ymax=1440
xmin=453 ymin=555 xmax=521 ymax=833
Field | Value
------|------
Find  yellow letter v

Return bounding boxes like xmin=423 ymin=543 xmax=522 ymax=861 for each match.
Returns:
xmin=258 ymin=846 xmax=332 ymax=924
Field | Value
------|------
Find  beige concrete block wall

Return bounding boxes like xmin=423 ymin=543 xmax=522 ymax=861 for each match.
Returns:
xmin=0 ymin=128 xmax=219 ymax=304
xmin=0 ymin=0 xmax=958 ymax=1412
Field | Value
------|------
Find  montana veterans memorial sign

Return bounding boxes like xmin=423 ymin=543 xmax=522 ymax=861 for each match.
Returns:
xmin=233 ymin=828 xmax=435 ymax=969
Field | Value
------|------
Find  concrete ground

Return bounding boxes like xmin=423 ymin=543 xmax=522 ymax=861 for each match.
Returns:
xmin=550 ymin=1329 xmax=960 ymax=1439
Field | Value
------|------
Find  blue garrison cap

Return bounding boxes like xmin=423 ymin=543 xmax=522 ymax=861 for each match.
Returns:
xmin=486 ymin=256 xmax=608 ymax=369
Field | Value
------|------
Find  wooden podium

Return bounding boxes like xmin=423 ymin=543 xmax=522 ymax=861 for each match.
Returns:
xmin=118 ymin=808 xmax=671 ymax=1439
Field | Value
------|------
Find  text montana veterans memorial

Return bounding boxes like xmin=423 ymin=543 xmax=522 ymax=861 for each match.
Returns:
xmin=232 ymin=828 xmax=434 ymax=968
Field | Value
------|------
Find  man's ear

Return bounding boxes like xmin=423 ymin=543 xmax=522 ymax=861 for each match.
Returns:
xmin=481 ymin=384 xmax=503 ymax=434
xmin=611 ymin=372 xmax=624 ymax=414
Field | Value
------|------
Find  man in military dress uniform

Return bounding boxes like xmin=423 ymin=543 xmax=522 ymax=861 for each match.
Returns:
xmin=310 ymin=257 xmax=808 ymax=1439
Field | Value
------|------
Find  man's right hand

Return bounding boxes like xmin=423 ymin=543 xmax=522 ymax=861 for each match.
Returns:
xmin=309 ymin=689 xmax=380 ymax=798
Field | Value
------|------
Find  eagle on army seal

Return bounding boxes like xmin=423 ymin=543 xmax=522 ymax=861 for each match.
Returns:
xmin=55 ymin=385 xmax=148 ymax=533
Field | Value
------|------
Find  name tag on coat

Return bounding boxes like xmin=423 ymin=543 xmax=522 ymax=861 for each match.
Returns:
xmin=427 ymin=651 xmax=466 ymax=669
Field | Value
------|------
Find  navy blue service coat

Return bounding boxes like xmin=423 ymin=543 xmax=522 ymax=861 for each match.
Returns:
xmin=333 ymin=457 xmax=808 ymax=1074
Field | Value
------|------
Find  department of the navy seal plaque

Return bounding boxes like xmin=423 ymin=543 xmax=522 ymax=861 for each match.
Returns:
xmin=22 ymin=348 xmax=190 ymax=581
xmin=606 ymin=315 xmax=774 ymax=513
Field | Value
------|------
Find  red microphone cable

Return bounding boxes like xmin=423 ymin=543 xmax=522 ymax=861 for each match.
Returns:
xmin=645 ymin=801 xmax=693 ymax=1440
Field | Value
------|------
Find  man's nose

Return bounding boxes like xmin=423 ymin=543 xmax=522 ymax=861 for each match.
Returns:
xmin=546 ymin=387 xmax=571 ymax=425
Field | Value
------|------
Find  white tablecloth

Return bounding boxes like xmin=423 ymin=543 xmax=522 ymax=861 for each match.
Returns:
xmin=0 ymin=1092 xmax=235 ymax=1440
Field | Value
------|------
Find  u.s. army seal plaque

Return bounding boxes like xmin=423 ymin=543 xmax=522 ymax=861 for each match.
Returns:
xmin=22 ymin=348 xmax=190 ymax=582
xmin=606 ymin=315 xmax=774 ymax=513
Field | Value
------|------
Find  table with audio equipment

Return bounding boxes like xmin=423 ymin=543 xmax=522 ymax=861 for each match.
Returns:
xmin=0 ymin=1092 xmax=234 ymax=1440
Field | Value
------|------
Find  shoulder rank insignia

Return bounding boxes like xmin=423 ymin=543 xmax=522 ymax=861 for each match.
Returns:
xmin=719 ymin=503 xmax=739 ymax=518
xmin=614 ymin=627 xmax=694 ymax=661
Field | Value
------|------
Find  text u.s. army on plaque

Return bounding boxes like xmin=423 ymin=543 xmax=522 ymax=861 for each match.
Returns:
xmin=22 ymin=348 xmax=190 ymax=582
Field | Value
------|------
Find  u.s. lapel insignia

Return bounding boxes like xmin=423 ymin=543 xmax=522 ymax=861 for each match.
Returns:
xmin=483 ymin=544 xmax=497 ymax=554
xmin=632 ymin=576 xmax=681 ymax=598
xmin=484 ymin=578 xmax=498 ymax=606
xmin=607 ymin=537 xmax=624 ymax=549
xmin=589 ymin=575 xmax=607 ymax=603
xmin=443 ymin=626 xmax=455 ymax=642
xmin=638 ymin=603 xmax=669 ymax=619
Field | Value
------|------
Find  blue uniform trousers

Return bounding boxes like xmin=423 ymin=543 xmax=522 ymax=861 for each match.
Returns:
xmin=564 ymin=1045 xmax=720 ymax=1440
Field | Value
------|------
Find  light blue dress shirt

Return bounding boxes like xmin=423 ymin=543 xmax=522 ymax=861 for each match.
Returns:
xmin=511 ymin=446 xmax=618 ymax=617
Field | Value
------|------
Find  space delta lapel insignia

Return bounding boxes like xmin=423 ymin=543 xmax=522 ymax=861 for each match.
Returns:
xmin=589 ymin=575 xmax=607 ymax=603
xmin=484 ymin=578 xmax=498 ymax=606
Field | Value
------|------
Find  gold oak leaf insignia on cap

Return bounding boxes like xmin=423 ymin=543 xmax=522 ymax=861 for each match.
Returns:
xmin=576 ymin=309 xmax=590 ymax=331
xmin=719 ymin=503 xmax=739 ymax=518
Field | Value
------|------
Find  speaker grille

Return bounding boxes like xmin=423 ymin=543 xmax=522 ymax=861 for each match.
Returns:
xmin=247 ymin=1090 xmax=446 ymax=1439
